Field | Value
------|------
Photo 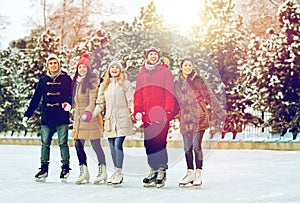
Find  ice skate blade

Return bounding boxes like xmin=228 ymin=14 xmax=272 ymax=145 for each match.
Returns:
xmin=156 ymin=182 xmax=165 ymax=188
xmin=35 ymin=178 xmax=46 ymax=183
xmin=60 ymin=173 xmax=70 ymax=179
xmin=179 ymin=183 xmax=192 ymax=187
xmin=193 ymin=182 xmax=202 ymax=188
xmin=179 ymin=181 xmax=193 ymax=187
xmin=111 ymin=178 xmax=123 ymax=187
xmin=61 ymin=178 xmax=68 ymax=183
xmin=112 ymin=183 xmax=122 ymax=187
xmin=75 ymin=179 xmax=89 ymax=185
xmin=94 ymin=179 xmax=107 ymax=184
xmin=143 ymin=181 xmax=156 ymax=187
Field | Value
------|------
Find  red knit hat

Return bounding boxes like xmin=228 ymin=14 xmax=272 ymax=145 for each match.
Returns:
xmin=77 ymin=53 xmax=91 ymax=70
xmin=145 ymin=47 xmax=160 ymax=58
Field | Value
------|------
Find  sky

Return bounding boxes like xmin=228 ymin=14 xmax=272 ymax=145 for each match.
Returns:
xmin=0 ymin=0 xmax=203 ymax=48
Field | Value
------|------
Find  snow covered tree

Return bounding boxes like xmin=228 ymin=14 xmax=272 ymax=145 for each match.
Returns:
xmin=0 ymin=48 xmax=33 ymax=134
xmin=90 ymin=1 xmax=167 ymax=82
xmin=71 ymin=28 xmax=109 ymax=78
xmin=46 ymin=0 xmax=111 ymax=49
xmin=192 ymin=0 xmax=263 ymax=136
xmin=234 ymin=0 xmax=282 ymax=37
xmin=131 ymin=1 xmax=163 ymax=31
xmin=240 ymin=0 xmax=300 ymax=136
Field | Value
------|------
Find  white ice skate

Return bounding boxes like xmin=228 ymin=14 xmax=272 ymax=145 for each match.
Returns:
xmin=156 ymin=167 xmax=166 ymax=188
xmin=111 ymin=168 xmax=123 ymax=187
xmin=179 ymin=169 xmax=195 ymax=187
xmin=94 ymin=164 xmax=107 ymax=184
xmin=75 ymin=165 xmax=90 ymax=184
xmin=193 ymin=169 xmax=202 ymax=188
xmin=107 ymin=169 xmax=117 ymax=185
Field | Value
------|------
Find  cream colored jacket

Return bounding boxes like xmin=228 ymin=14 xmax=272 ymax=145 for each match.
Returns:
xmin=94 ymin=78 xmax=134 ymax=138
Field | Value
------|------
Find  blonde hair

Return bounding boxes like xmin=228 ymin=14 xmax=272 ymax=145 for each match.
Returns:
xmin=101 ymin=70 xmax=127 ymax=92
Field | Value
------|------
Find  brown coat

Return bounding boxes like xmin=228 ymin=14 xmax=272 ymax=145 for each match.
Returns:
xmin=71 ymin=76 xmax=103 ymax=140
xmin=174 ymin=70 xmax=220 ymax=134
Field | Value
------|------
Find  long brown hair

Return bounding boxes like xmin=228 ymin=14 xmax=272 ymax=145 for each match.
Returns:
xmin=72 ymin=68 xmax=98 ymax=94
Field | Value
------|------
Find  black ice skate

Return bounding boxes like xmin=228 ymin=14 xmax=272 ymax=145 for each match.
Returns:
xmin=156 ymin=167 xmax=166 ymax=188
xmin=143 ymin=168 xmax=158 ymax=187
xmin=60 ymin=164 xmax=71 ymax=182
xmin=35 ymin=163 xmax=48 ymax=182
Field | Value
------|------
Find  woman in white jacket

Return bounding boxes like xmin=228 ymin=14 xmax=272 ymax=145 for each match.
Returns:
xmin=93 ymin=60 xmax=134 ymax=186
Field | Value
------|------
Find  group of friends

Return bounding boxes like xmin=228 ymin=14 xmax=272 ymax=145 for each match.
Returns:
xmin=22 ymin=47 xmax=223 ymax=188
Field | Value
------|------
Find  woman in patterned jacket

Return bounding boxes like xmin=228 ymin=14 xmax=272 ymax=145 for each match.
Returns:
xmin=174 ymin=58 xmax=224 ymax=187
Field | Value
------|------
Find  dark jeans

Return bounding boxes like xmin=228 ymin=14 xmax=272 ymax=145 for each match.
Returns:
xmin=143 ymin=121 xmax=169 ymax=171
xmin=182 ymin=130 xmax=204 ymax=170
xmin=40 ymin=124 xmax=70 ymax=165
xmin=75 ymin=139 xmax=106 ymax=166
xmin=108 ymin=137 xmax=125 ymax=169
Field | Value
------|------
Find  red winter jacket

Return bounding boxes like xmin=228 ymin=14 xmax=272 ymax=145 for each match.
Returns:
xmin=134 ymin=63 xmax=174 ymax=123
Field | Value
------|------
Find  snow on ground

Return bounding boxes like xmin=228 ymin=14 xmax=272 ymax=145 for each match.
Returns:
xmin=0 ymin=144 xmax=299 ymax=203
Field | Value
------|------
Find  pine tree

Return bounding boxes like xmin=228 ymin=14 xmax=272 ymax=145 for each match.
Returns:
xmin=234 ymin=0 xmax=282 ymax=37
xmin=0 ymin=48 xmax=32 ymax=134
xmin=192 ymin=0 xmax=262 ymax=137
xmin=241 ymin=0 xmax=300 ymax=136
xmin=92 ymin=1 xmax=166 ymax=82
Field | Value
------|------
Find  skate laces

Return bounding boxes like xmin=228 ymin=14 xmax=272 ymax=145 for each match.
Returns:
xmin=195 ymin=169 xmax=202 ymax=177
xmin=78 ymin=165 xmax=84 ymax=177
xmin=182 ymin=173 xmax=190 ymax=181
xmin=39 ymin=168 xmax=47 ymax=173
xmin=109 ymin=170 xmax=117 ymax=180
xmin=62 ymin=164 xmax=70 ymax=169
xmin=96 ymin=166 xmax=102 ymax=178
xmin=157 ymin=168 xmax=165 ymax=180
xmin=147 ymin=168 xmax=156 ymax=179
xmin=181 ymin=170 xmax=195 ymax=182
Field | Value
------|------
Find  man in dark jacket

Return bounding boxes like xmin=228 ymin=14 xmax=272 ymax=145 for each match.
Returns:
xmin=22 ymin=54 xmax=72 ymax=182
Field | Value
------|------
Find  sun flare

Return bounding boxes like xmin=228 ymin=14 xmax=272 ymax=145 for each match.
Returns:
xmin=156 ymin=0 xmax=205 ymax=33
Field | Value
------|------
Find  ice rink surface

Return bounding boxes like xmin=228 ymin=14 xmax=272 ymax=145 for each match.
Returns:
xmin=0 ymin=144 xmax=299 ymax=203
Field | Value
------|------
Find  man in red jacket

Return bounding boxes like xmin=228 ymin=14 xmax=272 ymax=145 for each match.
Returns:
xmin=134 ymin=47 xmax=174 ymax=188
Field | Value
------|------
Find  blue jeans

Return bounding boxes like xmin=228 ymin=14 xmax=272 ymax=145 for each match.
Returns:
xmin=75 ymin=139 xmax=106 ymax=166
xmin=143 ymin=122 xmax=169 ymax=171
xmin=182 ymin=130 xmax=204 ymax=169
xmin=40 ymin=124 xmax=70 ymax=165
xmin=108 ymin=137 xmax=125 ymax=169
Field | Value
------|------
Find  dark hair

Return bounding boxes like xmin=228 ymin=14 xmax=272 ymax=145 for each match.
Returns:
xmin=180 ymin=58 xmax=194 ymax=67
xmin=72 ymin=68 xmax=97 ymax=94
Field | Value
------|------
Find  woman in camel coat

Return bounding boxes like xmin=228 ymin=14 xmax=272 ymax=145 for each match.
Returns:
xmin=71 ymin=53 xmax=106 ymax=185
